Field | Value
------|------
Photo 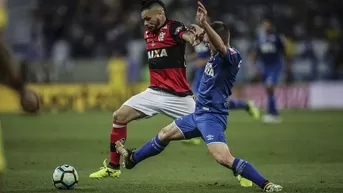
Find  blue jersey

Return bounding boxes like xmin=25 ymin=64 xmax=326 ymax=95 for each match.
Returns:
xmin=195 ymin=48 xmax=242 ymax=115
xmin=256 ymin=31 xmax=285 ymax=65
xmin=192 ymin=43 xmax=211 ymax=93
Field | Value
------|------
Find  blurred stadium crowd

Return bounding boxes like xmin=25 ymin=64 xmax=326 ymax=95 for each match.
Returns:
xmin=3 ymin=0 xmax=343 ymax=83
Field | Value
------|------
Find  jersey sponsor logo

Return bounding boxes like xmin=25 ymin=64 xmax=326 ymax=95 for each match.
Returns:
xmin=204 ymin=62 xmax=214 ymax=77
xmin=147 ymin=49 xmax=168 ymax=59
xmin=260 ymin=42 xmax=276 ymax=53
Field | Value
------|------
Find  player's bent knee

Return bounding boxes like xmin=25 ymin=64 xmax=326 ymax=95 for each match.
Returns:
xmin=112 ymin=109 xmax=129 ymax=124
xmin=112 ymin=105 xmax=145 ymax=124
xmin=158 ymin=123 xmax=184 ymax=143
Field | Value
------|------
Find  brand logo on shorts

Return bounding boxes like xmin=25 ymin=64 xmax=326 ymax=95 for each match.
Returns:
xmin=206 ymin=135 xmax=214 ymax=141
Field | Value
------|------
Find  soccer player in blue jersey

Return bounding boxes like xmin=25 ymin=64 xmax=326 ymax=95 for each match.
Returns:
xmin=115 ymin=2 xmax=282 ymax=192
xmin=184 ymin=20 xmax=259 ymax=146
xmin=192 ymin=41 xmax=260 ymax=119
xmin=249 ymin=17 xmax=290 ymax=123
xmin=184 ymin=41 xmax=260 ymax=146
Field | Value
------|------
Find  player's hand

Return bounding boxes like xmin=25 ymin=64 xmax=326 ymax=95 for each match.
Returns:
xmin=186 ymin=24 xmax=201 ymax=46
xmin=189 ymin=24 xmax=205 ymax=42
xmin=197 ymin=1 xmax=208 ymax=25
xmin=19 ymin=88 xmax=40 ymax=113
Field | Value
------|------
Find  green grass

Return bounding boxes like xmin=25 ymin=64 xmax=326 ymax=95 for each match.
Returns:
xmin=1 ymin=110 xmax=343 ymax=193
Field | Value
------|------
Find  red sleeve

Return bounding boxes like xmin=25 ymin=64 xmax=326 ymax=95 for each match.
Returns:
xmin=169 ymin=21 xmax=188 ymax=44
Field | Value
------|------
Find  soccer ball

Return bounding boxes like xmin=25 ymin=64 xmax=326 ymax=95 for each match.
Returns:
xmin=52 ymin=164 xmax=79 ymax=190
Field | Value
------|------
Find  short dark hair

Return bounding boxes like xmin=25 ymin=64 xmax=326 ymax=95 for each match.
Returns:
xmin=210 ymin=21 xmax=230 ymax=45
xmin=141 ymin=0 xmax=166 ymax=12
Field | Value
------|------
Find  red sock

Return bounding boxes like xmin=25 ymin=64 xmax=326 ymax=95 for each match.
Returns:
xmin=109 ymin=121 xmax=127 ymax=169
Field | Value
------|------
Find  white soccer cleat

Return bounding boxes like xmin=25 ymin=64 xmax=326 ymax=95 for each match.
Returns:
xmin=262 ymin=115 xmax=282 ymax=124
xmin=264 ymin=183 xmax=283 ymax=192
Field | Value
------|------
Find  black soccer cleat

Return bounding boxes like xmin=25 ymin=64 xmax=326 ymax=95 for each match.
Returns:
xmin=124 ymin=148 xmax=137 ymax=170
xmin=114 ymin=141 xmax=137 ymax=170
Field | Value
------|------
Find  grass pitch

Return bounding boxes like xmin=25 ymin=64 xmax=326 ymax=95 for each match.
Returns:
xmin=1 ymin=110 xmax=343 ymax=193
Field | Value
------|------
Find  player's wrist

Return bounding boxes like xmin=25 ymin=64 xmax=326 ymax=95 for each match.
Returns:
xmin=199 ymin=29 xmax=205 ymax=41
xmin=200 ymin=20 xmax=208 ymax=26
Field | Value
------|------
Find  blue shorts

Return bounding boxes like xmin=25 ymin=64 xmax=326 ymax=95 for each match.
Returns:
xmin=260 ymin=64 xmax=283 ymax=86
xmin=174 ymin=113 xmax=227 ymax=144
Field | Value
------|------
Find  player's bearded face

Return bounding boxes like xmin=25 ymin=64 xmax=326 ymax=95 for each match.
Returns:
xmin=141 ymin=10 xmax=161 ymax=32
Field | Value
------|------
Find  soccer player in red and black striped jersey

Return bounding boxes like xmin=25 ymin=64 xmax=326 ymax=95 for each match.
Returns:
xmin=89 ymin=0 xmax=203 ymax=179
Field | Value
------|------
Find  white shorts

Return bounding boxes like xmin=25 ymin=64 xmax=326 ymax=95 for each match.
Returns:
xmin=123 ymin=88 xmax=195 ymax=119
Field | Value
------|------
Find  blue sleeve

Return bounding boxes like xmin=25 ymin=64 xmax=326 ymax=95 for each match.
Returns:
xmin=222 ymin=48 xmax=241 ymax=66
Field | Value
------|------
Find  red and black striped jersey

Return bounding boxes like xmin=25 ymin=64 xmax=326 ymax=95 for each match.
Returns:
xmin=145 ymin=20 xmax=192 ymax=97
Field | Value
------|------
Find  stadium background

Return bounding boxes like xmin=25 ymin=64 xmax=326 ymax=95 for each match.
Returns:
xmin=1 ymin=1 xmax=343 ymax=193
xmin=0 ymin=0 xmax=342 ymax=112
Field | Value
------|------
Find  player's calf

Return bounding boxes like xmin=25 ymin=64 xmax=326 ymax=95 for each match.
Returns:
xmin=207 ymin=142 xmax=282 ymax=192
xmin=207 ymin=142 xmax=235 ymax=168
xmin=264 ymin=86 xmax=280 ymax=118
xmin=90 ymin=105 xmax=147 ymax=178
xmin=109 ymin=106 xmax=145 ymax=169
xmin=116 ymin=122 xmax=185 ymax=169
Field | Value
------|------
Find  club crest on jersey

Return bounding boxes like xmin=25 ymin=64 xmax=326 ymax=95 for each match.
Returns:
xmin=204 ymin=62 xmax=214 ymax=77
xmin=147 ymin=49 xmax=168 ymax=59
xmin=158 ymin=32 xmax=166 ymax=41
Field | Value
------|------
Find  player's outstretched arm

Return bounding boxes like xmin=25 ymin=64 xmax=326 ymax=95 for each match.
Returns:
xmin=181 ymin=28 xmax=202 ymax=47
xmin=0 ymin=41 xmax=25 ymax=93
xmin=0 ymin=41 xmax=40 ymax=113
xmin=169 ymin=21 xmax=201 ymax=47
xmin=197 ymin=1 xmax=227 ymax=55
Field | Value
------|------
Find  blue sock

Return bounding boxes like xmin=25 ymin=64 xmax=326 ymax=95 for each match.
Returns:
xmin=267 ymin=93 xmax=278 ymax=115
xmin=229 ymin=99 xmax=249 ymax=110
xmin=232 ymin=158 xmax=269 ymax=189
xmin=132 ymin=136 xmax=168 ymax=163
